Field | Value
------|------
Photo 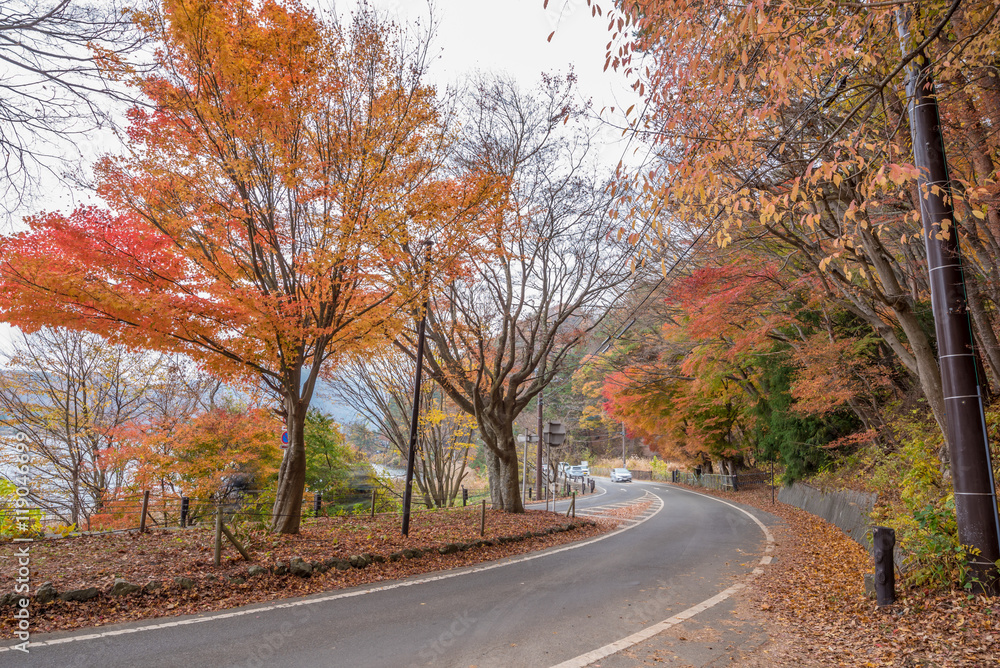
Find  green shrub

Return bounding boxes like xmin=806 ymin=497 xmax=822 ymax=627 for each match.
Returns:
xmin=869 ymin=414 xmax=972 ymax=589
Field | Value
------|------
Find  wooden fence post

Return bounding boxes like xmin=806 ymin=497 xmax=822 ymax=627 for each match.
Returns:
xmin=214 ymin=506 xmax=223 ymax=566
xmin=480 ymin=499 xmax=486 ymax=537
xmin=371 ymin=489 xmax=377 ymax=517
xmin=139 ymin=490 xmax=150 ymax=533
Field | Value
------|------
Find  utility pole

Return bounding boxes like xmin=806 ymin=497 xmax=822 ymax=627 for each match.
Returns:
xmin=401 ymin=240 xmax=433 ymax=537
xmin=536 ymin=308 xmax=548 ymax=504
xmin=622 ymin=421 xmax=626 ymax=467
xmin=896 ymin=8 xmax=1000 ymax=592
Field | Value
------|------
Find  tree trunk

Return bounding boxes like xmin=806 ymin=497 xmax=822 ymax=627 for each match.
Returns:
xmin=270 ymin=398 xmax=306 ymax=533
xmin=480 ymin=420 xmax=525 ymax=512
xmin=485 ymin=449 xmax=502 ymax=506
xmin=892 ymin=305 xmax=948 ymax=451
xmin=495 ymin=447 xmax=524 ymax=512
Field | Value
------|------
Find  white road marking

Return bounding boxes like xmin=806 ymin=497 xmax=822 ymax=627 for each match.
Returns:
xmin=550 ymin=483 xmax=776 ymax=668
xmin=3 ymin=492 xmax=661 ymax=653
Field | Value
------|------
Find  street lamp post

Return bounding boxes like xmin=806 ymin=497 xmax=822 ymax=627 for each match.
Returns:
xmin=543 ymin=421 xmax=566 ymax=511
xmin=401 ymin=240 xmax=433 ymax=537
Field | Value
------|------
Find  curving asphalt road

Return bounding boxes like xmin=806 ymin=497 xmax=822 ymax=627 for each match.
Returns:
xmin=3 ymin=480 xmax=771 ymax=668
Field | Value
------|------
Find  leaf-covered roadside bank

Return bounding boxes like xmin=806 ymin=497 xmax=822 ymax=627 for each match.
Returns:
xmin=0 ymin=507 xmax=617 ymax=638
xmin=678 ymin=486 xmax=999 ymax=667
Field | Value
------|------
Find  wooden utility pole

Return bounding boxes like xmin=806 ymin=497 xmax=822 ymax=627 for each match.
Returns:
xmin=896 ymin=8 xmax=1000 ymax=592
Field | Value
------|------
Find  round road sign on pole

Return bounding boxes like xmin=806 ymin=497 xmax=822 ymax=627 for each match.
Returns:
xmin=281 ymin=431 xmax=289 ymax=449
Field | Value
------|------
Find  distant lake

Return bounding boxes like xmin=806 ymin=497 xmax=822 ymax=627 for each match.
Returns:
xmin=371 ymin=464 xmax=405 ymax=480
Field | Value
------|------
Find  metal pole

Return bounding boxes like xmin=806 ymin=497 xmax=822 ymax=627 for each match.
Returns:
xmin=546 ymin=441 xmax=552 ymax=512
xmin=896 ymin=8 xmax=1000 ymax=593
xmin=522 ymin=433 xmax=528 ymax=504
xmin=402 ymin=240 xmax=433 ymax=537
xmin=622 ymin=422 xmax=626 ymax=467
xmin=535 ymin=391 xmax=544 ymax=503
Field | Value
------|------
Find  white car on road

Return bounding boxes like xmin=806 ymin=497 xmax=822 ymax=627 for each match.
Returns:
xmin=610 ymin=468 xmax=632 ymax=483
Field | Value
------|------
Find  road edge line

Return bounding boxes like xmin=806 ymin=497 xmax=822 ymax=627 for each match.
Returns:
xmin=549 ymin=484 xmax=775 ymax=668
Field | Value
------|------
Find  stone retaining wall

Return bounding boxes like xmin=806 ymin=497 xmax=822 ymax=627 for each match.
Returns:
xmin=777 ymin=482 xmax=877 ymax=548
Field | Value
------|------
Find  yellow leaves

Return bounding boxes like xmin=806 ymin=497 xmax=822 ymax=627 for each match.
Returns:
xmin=760 ymin=201 xmax=773 ymax=219
xmin=887 ymin=163 xmax=917 ymax=185
xmin=972 ymin=208 xmax=986 ymax=220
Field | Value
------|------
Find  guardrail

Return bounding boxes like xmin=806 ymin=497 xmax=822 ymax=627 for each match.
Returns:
xmin=670 ymin=470 xmax=772 ymax=491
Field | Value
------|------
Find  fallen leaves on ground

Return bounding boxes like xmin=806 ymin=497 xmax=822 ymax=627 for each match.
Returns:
xmin=685 ymin=486 xmax=1000 ymax=667
xmin=0 ymin=506 xmax=619 ymax=638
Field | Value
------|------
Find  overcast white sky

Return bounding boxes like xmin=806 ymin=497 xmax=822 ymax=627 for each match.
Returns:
xmin=347 ymin=0 xmax=639 ymax=157
xmin=359 ymin=0 xmax=629 ymax=104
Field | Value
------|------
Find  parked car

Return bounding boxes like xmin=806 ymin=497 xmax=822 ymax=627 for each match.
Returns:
xmin=610 ymin=467 xmax=632 ymax=483
xmin=566 ymin=465 xmax=584 ymax=480
xmin=580 ymin=461 xmax=589 ymax=476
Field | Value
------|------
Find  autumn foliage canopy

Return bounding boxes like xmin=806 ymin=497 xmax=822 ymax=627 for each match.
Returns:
xmin=0 ymin=0 xmax=498 ymax=532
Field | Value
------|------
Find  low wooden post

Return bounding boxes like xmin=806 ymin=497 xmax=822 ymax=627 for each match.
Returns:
xmin=139 ymin=490 xmax=150 ymax=533
xmin=480 ymin=499 xmax=486 ymax=537
xmin=220 ymin=523 xmax=252 ymax=562
xmin=874 ymin=526 xmax=896 ymax=606
xmin=371 ymin=489 xmax=377 ymax=517
xmin=313 ymin=492 xmax=322 ymax=517
xmin=214 ymin=506 xmax=223 ymax=566
xmin=180 ymin=497 xmax=189 ymax=528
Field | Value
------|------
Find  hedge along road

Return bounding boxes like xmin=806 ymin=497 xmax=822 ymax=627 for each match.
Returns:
xmin=4 ymin=481 xmax=774 ymax=668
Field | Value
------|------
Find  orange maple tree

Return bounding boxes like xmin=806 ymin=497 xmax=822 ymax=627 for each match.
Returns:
xmin=0 ymin=0 xmax=495 ymax=532
xmin=586 ymin=0 xmax=1000 ymax=456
